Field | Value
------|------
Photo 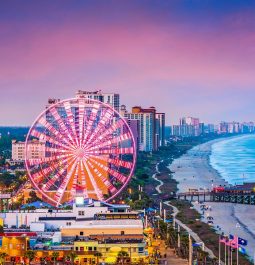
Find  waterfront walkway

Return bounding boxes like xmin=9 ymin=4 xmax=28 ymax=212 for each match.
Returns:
xmin=157 ymin=239 xmax=188 ymax=265
xmin=152 ymin=161 xmax=218 ymax=262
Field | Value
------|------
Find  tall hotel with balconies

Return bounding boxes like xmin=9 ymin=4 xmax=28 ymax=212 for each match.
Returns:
xmin=121 ymin=105 xmax=165 ymax=152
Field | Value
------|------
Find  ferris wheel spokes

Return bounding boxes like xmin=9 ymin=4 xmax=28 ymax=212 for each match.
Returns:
xmin=25 ymin=98 xmax=136 ymax=206
xmin=47 ymin=107 xmax=77 ymax=146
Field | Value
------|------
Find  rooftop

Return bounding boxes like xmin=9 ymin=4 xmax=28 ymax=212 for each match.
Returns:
xmin=61 ymin=219 xmax=143 ymax=229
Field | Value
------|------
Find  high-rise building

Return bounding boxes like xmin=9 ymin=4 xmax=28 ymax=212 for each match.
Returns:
xmin=125 ymin=119 xmax=140 ymax=151
xmin=156 ymin=113 xmax=165 ymax=147
xmin=218 ymin=122 xmax=228 ymax=134
xmin=199 ymin=123 xmax=205 ymax=135
xmin=75 ymin=90 xmax=120 ymax=112
xmin=180 ymin=117 xmax=200 ymax=136
xmin=12 ymin=140 xmax=45 ymax=161
xmin=123 ymin=106 xmax=156 ymax=152
xmin=207 ymin=124 xmax=215 ymax=134
xmin=241 ymin=122 xmax=255 ymax=133
xmin=172 ymin=124 xmax=195 ymax=137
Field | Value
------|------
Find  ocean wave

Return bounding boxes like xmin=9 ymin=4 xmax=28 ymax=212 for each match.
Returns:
xmin=209 ymin=135 xmax=255 ymax=185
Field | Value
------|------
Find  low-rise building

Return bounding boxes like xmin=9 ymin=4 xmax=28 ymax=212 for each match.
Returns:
xmin=60 ymin=219 xmax=144 ymax=237
xmin=1 ymin=200 xmax=130 ymax=230
xmin=12 ymin=139 xmax=45 ymax=161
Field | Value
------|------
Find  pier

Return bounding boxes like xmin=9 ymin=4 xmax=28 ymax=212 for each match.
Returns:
xmin=177 ymin=191 xmax=255 ymax=205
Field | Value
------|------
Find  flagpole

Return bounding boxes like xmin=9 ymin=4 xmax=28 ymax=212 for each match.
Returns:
xmin=219 ymin=236 xmax=221 ymax=265
xmin=177 ymin=225 xmax=180 ymax=248
xmin=228 ymin=243 xmax=230 ymax=265
xmin=237 ymin=236 xmax=239 ymax=265
xmin=188 ymin=234 xmax=192 ymax=265
xmin=230 ymin=246 xmax=232 ymax=265
xmin=225 ymin=242 xmax=227 ymax=265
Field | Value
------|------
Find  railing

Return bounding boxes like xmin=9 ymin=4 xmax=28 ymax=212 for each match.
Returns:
xmin=177 ymin=191 xmax=211 ymax=196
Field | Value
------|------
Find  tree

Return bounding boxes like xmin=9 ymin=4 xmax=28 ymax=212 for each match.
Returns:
xmin=0 ymin=252 xmax=8 ymax=265
xmin=94 ymin=252 xmax=102 ymax=264
xmin=52 ymin=252 xmax=59 ymax=265
xmin=25 ymin=250 xmax=36 ymax=265
xmin=26 ymin=190 xmax=40 ymax=203
xmin=67 ymin=252 xmax=77 ymax=265
xmin=117 ymin=250 xmax=129 ymax=265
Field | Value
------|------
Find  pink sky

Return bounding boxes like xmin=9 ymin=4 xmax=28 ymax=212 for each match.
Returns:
xmin=0 ymin=1 xmax=255 ymax=125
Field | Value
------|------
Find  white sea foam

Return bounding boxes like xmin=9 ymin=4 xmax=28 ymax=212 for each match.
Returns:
xmin=210 ymin=134 xmax=255 ymax=185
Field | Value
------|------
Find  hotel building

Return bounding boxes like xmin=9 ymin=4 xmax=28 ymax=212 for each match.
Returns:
xmin=11 ymin=140 xmax=45 ymax=161
xmin=121 ymin=105 xmax=165 ymax=152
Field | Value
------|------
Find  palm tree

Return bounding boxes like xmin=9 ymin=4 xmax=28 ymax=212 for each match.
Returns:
xmin=0 ymin=252 xmax=8 ymax=265
xmin=24 ymin=250 xmax=36 ymax=265
xmin=51 ymin=251 xmax=59 ymax=265
xmin=117 ymin=250 xmax=129 ymax=265
xmin=94 ymin=252 xmax=102 ymax=264
xmin=67 ymin=252 xmax=77 ymax=265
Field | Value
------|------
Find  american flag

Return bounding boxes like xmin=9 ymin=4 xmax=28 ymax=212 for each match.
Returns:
xmin=230 ymin=234 xmax=248 ymax=246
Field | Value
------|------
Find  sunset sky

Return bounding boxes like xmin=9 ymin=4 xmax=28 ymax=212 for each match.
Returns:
xmin=0 ymin=0 xmax=255 ymax=125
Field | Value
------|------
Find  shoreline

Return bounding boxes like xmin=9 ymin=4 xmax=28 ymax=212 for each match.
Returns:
xmin=169 ymin=138 xmax=230 ymax=193
xmin=168 ymin=135 xmax=255 ymax=259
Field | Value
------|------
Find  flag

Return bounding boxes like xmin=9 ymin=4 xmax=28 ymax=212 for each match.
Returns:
xmin=219 ymin=235 xmax=227 ymax=244
xmin=227 ymin=235 xmax=238 ymax=249
xmin=193 ymin=242 xmax=203 ymax=247
xmin=230 ymin=234 xmax=248 ymax=247
xmin=238 ymin=246 xmax=246 ymax=254
xmin=238 ymin=237 xmax=248 ymax=246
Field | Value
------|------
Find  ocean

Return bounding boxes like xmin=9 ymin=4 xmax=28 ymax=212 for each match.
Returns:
xmin=210 ymin=134 xmax=255 ymax=185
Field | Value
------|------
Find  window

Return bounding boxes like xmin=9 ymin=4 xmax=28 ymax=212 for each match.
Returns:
xmin=80 ymin=231 xmax=84 ymax=236
xmin=78 ymin=211 xmax=85 ymax=216
xmin=94 ymin=247 xmax=97 ymax=251
xmin=80 ymin=247 xmax=84 ymax=251
xmin=75 ymin=247 xmax=78 ymax=251
xmin=121 ymin=231 xmax=125 ymax=235
xmin=138 ymin=247 xmax=144 ymax=253
xmin=88 ymin=246 xmax=93 ymax=251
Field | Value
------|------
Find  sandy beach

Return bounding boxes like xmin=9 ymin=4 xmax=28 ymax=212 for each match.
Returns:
xmin=169 ymin=137 xmax=255 ymax=259
xmin=169 ymin=139 xmax=229 ymax=192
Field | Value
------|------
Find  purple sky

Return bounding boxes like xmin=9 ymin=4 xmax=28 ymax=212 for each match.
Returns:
xmin=0 ymin=0 xmax=255 ymax=126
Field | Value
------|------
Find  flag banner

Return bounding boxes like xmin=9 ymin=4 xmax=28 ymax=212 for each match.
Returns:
xmin=193 ymin=242 xmax=203 ymax=247
xmin=219 ymin=235 xmax=227 ymax=244
xmin=238 ymin=246 xmax=246 ymax=254
xmin=227 ymin=235 xmax=238 ymax=249
xmin=238 ymin=237 xmax=248 ymax=246
xmin=230 ymin=234 xmax=248 ymax=246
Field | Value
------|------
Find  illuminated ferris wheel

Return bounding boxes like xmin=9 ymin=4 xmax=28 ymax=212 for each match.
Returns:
xmin=25 ymin=98 xmax=136 ymax=207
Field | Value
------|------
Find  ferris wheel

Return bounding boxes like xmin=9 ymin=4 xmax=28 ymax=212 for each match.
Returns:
xmin=25 ymin=98 xmax=136 ymax=207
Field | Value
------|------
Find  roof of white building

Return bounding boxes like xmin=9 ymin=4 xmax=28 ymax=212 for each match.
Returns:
xmin=61 ymin=219 xmax=143 ymax=229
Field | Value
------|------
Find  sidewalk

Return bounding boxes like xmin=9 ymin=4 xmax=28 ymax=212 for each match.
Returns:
xmin=157 ymin=240 xmax=188 ymax=265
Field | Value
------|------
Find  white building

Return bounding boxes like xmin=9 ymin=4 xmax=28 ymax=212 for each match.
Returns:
xmin=75 ymin=90 xmax=120 ymax=112
xmin=12 ymin=140 xmax=45 ymax=161
xmin=180 ymin=117 xmax=200 ymax=136
xmin=155 ymin=113 xmax=165 ymax=148
xmin=0 ymin=200 xmax=130 ymax=230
